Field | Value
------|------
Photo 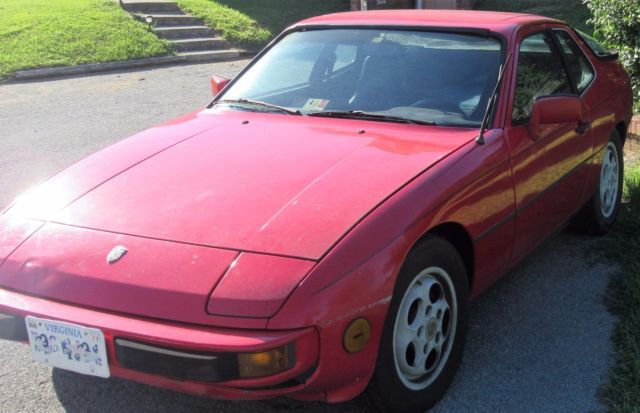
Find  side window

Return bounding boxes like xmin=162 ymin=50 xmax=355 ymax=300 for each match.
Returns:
xmin=512 ymin=32 xmax=573 ymax=124
xmin=575 ymin=29 xmax=613 ymax=59
xmin=553 ymin=30 xmax=595 ymax=93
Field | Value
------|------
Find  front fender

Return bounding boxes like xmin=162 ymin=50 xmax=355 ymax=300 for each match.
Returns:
xmin=267 ymin=131 xmax=514 ymax=400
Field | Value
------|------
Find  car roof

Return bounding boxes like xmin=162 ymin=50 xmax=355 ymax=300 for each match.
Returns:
xmin=296 ymin=10 xmax=564 ymax=36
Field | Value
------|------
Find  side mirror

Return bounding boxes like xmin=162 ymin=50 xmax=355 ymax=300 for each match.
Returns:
xmin=210 ymin=75 xmax=230 ymax=97
xmin=528 ymin=95 xmax=582 ymax=141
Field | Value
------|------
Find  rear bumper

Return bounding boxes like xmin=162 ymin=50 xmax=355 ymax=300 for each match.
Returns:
xmin=0 ymin=288 xmax=322 ymax=400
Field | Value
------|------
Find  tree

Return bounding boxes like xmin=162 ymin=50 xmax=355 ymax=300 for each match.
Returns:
xmin=584 ymin=0 xmax=640 ymax=113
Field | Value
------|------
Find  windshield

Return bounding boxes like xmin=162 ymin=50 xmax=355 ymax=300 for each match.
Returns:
xmin=216 ymin=29 xmax=503 ymax=127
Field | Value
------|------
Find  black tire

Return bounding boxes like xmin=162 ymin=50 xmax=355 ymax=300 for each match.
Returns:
xmin=574 ymin=130 xmax=624 ymax=235
xmin=366 ymin=236 xmax=469 ymax=413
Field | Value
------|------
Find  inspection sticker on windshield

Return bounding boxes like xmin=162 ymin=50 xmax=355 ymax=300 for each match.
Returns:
xmin=303 ymin=99 xmax=329 ymax=111
xmin=25 ymin=316 xmax=110 ymax=378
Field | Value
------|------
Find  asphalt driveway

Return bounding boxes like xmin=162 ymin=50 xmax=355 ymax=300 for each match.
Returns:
xmin=0 ymin=61 xmax=615 ymax=412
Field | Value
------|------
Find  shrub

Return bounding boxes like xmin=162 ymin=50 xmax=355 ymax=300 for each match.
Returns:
xmin=584 ymin=0 xmax=640 ymax=113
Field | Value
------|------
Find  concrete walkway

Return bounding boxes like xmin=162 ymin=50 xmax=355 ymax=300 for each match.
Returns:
xmin=120 ymin=0 xmax=240 ymax=62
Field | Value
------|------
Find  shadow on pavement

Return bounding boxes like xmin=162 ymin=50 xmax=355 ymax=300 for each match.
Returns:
xmin=52 ymin=368 xmax=368 ymax=413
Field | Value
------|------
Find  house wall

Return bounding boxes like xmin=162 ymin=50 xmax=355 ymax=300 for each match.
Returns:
xmin=421 ymin=0 xmax=460 ymax=9
xmin=350 ymin=0 xmax=475 ymax=10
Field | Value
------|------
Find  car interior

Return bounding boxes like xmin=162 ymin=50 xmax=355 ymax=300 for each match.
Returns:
xmin=251 ymin=34 xmax=503 ymax=127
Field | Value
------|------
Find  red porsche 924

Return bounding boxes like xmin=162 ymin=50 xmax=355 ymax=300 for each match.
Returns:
xmin=0 ymin=10 xmax=633 ymax=413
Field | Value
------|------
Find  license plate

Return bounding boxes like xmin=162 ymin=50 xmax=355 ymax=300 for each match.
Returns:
xmin=25 ymin=316 xmax=110 ymax=378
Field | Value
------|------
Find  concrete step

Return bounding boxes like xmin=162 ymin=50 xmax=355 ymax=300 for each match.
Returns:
xmin=122 ymin=1 xmax=181 ymax=14
xmin=179 ymin=49 xmax=241 ymax=63
xmin=153 ymin=26 xmax=215 ymax=40
xmin=150 ymin=13 xmax=203 ymax=27
xmin=172 ymin=37 xmax=229 ymax=52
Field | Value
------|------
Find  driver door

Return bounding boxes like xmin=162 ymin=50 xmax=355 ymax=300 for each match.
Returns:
xmin=505 ymin=29 xmax=593 ymax=261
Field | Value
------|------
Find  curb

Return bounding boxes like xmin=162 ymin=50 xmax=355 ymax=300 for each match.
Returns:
xmin=11 ymin=52 xmax=249 ymax=82
xmin=13 ymin=56 xmax=184 ymax=81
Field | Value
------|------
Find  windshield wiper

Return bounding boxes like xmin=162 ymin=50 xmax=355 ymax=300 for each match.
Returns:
xmin=214 ymin=99 xmax=302 ymax=115
xmin=476 ymin=52 xmax=511 ymax=145
xmin=307 ymin=110 xmax=436 ymax=126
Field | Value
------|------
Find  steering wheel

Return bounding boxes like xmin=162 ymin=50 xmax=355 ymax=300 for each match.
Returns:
xmin=410 ymin=98 xmax=465 ymax=116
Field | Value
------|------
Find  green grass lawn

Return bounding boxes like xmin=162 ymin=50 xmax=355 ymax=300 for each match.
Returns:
xmin=474 ymin=0 xmax=593 ymax=33
xmin=177 ymin=0 xmax=350 ymax=49
xmin=599 ymin=160 xmax=640 ymax=412
xmin=0 ymin=0 xmax=172 ymax=81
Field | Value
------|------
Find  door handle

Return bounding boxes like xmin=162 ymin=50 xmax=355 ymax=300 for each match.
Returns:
xmin=575 ymin=121 xmax=592 ymax=135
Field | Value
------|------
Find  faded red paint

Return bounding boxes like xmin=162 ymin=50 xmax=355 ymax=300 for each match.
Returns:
xmin=0 ymin=10 xmax=632 ymax=403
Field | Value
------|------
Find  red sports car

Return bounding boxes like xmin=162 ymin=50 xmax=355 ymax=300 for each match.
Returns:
xmin=0 ymin=10 xmax=633 ymax=413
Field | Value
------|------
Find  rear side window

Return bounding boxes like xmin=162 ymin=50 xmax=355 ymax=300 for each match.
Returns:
xmin=553 ymin=30 xmax=595 ymax=93
xmin=575 ymin=30 xmax=613 ymax=58
xmin=512 ymin=32 xmax=572 ymax=124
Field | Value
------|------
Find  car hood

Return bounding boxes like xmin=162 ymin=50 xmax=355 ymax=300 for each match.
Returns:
xmin=7 ymin=110 xmax=475 ymax=260
xmin=0 ymin=216 xmax=314 ymax=325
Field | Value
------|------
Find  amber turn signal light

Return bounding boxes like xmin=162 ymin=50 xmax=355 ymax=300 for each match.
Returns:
xmin=237 ymin=344 xmax=294 ymax=378
xmin=343 ymin=318 xmax=371 ymax=353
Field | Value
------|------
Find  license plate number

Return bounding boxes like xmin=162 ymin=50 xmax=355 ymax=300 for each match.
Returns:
xmin=25 ymin=316 xmax=110 ymax=378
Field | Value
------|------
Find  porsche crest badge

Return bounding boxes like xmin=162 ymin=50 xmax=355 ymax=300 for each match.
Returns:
xmin=106 ymin=245 xmax=128 ymax=264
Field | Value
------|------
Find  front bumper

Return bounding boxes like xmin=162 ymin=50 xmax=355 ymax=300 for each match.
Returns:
xmin=0 ymin=287 xmax=320 ymax=400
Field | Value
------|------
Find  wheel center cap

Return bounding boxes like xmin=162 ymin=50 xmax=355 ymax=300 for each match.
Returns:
xmin=426 ymin=318 xmax=438 ymax=340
